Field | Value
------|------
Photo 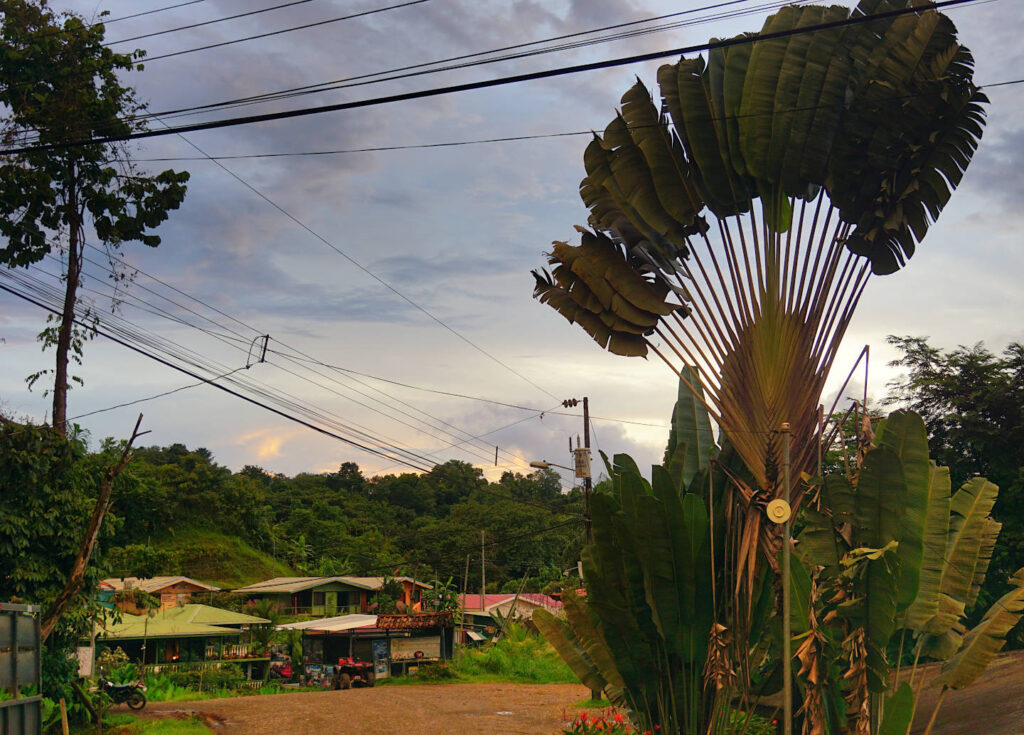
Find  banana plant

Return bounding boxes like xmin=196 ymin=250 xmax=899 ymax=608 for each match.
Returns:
xmin=795 ymin=409 xmax=1024 ymax=734
xmin=536 ymin=369 xmax=766 ymax=734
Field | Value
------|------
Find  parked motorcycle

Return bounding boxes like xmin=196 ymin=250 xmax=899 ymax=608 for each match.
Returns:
xmin=98 ymin=678 xmax=147 ymax=710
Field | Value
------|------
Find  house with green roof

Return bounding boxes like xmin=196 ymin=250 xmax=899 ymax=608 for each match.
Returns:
xmin=95 ymin=604 xmax=270 ymax=674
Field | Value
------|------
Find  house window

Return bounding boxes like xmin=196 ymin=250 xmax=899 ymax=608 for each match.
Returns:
xmin=312 ymin=591 xmax=326 ymax=607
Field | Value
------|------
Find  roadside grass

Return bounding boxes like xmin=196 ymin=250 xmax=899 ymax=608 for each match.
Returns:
xmin=144 ymin=675 xmax=294 ymax=702
xmin=79 ymin=713 xmax=212 ymax=734
xmin=573 ymin=697 xmax=612 ymax=709
xmin=381 ymin=623 xmax=578 ymax=686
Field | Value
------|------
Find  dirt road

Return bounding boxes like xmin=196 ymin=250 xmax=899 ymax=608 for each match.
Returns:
xmin=144 ymin=652 xmax=1024 ymax=735
xmin=146 ymin=682 xmax=591 ymax=735
xmin=909 ymin=651 xmax=1024 ymax=735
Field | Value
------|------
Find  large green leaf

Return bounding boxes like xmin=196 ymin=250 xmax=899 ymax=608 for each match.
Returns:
xmin=852 ymin=446 xmax=907 ymax=690
xmin=903 ymin=463 xmax=952 ymax=632
xmin=853 ymin=446 xmax=907 ymax=551
xmin=939 ymin=568 xmax=1024 ymax=689
xmin=795 ymin=507 xmax=841 ymax=573
xmin=663 ymin=366 xmax=718 ymax=492
xmin=829 ymin=7 xmax=987 ymax=274
xmin=533 ymin=607 xmax=609 ymax=695
xmin=874 ymin=410 xmax=931 ymax=610
xmin=658 ymin=56 xmax=754 ymax=218
xmin=878 ymin=682 xmax=915 ymax=735
xmin=618 ymin=79 xmax=707 ymax=239
xmin=927 ymin=477 xmax=1000 ymax=634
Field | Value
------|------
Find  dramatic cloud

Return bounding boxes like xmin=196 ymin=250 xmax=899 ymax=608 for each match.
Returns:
xmin=1 ymin=0 xmax=1020 ymax=480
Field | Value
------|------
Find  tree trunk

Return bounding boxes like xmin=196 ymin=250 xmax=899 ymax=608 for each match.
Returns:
xmin=40 ymin=415 xmax=147 ymax=641
xmin=53 ymin=166 xmax=81 ymax=433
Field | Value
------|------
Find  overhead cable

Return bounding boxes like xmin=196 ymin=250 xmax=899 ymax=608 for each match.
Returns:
xmin=138 ymin=0 xmax=432 ymax=62
xmin=106 ymin=0 xmax=318 ymax=45
xmin=0 ymin=0 xmax=982 ymax=156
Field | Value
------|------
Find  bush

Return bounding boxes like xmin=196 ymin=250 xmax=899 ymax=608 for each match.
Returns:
xmin=164 ymin=664 xmax=246 ymax=691
xmin=416 ymin=662 xmax=456 ymax=681
xmin=452 ymin=623 xmax=576 ymax=684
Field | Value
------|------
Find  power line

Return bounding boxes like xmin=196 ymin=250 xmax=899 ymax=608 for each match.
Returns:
xmin=159 ymin=123 xmax=560 ymax=402
xmin=75 ymin=241 xmax=665 ymax=433
xmin=65 ymin=365 xmax=250 ymax=422
xmin=104 ymin=0 xmax=214 ymax=25
xmin=0 ymin=274 xmax=442 ymax=473
xmin=71 ymin=246 xmax=540 ymax=470
xmin=269 ymin=348 xmax=670 ymax=428
xmin=0 ymin=0 xmax=982 ymax=156
xmin=125 ymin=69 xmax=1024 ymax=163
xmin=137 ymin=0 xmax=432 ymax=63
xmin=138 ymin=0 xmax=798 ymax=120
xmin=0 ymin=0 xmax=793 ymax=143
xmin=106 ymin=0 xmax=317 ymax=45
xmin=20 ymin=251 xmax=542 ymax=474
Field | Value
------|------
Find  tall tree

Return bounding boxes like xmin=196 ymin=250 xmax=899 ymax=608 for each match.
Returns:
xmin=0 ymin=0 xmax=189 ymax=430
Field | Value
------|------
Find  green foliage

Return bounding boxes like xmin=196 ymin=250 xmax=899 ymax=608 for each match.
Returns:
xmin=451 ymin=623 xmax=576 ymax=684
xmin=536 ymin=373 xmax=757 ymax=735
xmin=886 ymin=336 xmax=1024 ymax=641
xmin=414 ymin=661 xmax=457 ymax=681
xmin=423 ymin=577 xmax=460 ymax=612
xmin=97 ymin=647 xmax=136 ymax=682
xmin=104 ymin=448 xmax=581 ymax=592
xmin=104 ymin=545 xmax=179 ymax=580
xmin=147 ymin=530 xmax=292 ymax=590
xmin=0 ymin=0 xmax=189 ymax=419
xmin=162 ymin=665 xmax=246 ymax=692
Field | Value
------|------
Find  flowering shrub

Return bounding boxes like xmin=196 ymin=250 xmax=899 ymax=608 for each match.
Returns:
xmin=560 ymin=709 xmax=650 ymax=734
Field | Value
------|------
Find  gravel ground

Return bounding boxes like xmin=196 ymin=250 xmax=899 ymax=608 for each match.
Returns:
xmin=144 ymin=682 xmax=592 ymax=735
xmin=141 ymin=651 xmax=1024 ymax=735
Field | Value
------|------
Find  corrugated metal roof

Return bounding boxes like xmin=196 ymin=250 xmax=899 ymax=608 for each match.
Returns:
xmin=232 ymin=577 xmax=355 ymax=594
xmin=98 ymin=613 xmax=244 ymax=640
xmin=277 ymin=614 xmax=378 ymax=633
xmin=101 ymin=576 xmax=220 ymax=593
xmin=459 ymin=593 xmax=562 ymax=611
xmin=233 ymin=576 xmax=431 ymax=594
xmin=161 ymin=604 xmax=268 ymax=626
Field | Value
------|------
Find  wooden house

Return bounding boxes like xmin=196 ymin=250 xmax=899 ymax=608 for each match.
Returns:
xmin=102 ymin=576 xmax=220 ymax=613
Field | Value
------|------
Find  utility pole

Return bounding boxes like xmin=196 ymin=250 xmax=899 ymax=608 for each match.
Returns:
xmin=562 ymin=397 xmax=593 ymax=543
xmin=780 ymin=423 xmax=793 ymax=735
xmin=480 ymin=530 xmax=486 ymax=609
xmin=582 ymin=396 xmax=593 ymax=544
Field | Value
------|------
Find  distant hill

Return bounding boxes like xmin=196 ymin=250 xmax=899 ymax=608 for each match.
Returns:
xmin=153 ymin=528 xmax=294 ymax=589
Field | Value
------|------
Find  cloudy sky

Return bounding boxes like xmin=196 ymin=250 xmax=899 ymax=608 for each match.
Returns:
xmin=1 ymin=0 xmax=1021 ymax=484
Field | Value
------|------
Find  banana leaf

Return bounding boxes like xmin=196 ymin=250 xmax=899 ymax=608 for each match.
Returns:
xmin=939 ymin=569 xmax=1024 ymax=689
xmin=873 ymin=409 xmax=931 ymax=610
xmin=903 ymin=463 xmax=952 ymax=632
xmin=663 ymin=366 xmax=718 ymax=492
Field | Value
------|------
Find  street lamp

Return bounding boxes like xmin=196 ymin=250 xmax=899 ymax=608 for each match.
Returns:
xmin=528 ymin=460 xmax=574 ymax=472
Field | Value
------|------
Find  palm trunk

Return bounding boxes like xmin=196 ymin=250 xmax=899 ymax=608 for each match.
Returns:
xmin=53 ymin=165 xmax=81 ymax=433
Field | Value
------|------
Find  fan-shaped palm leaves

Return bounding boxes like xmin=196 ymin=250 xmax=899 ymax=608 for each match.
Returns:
xmin=532 ymin=0 xmax=985 ymax=605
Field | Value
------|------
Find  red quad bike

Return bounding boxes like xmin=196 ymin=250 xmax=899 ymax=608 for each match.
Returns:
xmin=331 ymin=657 xmax=376 ymax=689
